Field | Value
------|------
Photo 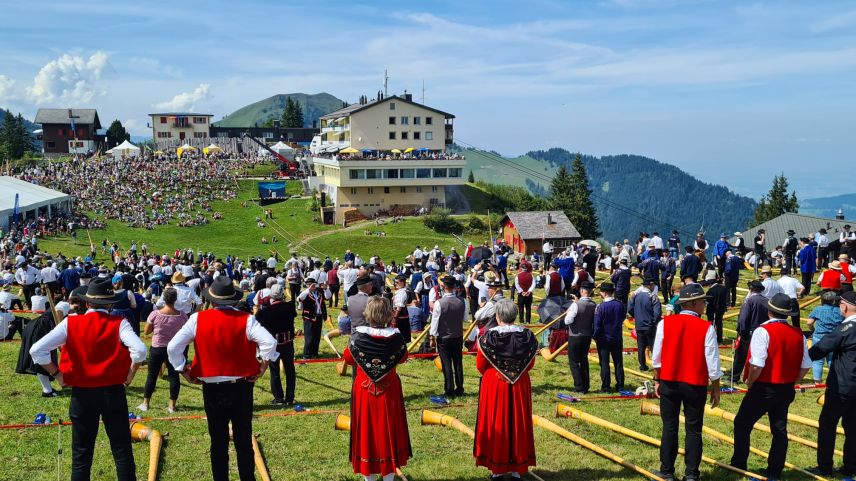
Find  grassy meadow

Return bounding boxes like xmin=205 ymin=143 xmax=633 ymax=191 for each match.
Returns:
xmin=0 ymin=267 xmax=840 ymax=481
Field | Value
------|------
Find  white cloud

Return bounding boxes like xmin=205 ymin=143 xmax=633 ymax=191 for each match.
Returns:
xmin=0 ymin=75 xmax=15 ymax=102
xmin=154 ymin=83 xmax=211 ymax=111
xmin=26 ymin=51 xmax=109 ymax=104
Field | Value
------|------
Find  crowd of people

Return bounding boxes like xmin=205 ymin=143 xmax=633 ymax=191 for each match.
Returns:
xmin=2 ymin=220 xmax=856 ymax=481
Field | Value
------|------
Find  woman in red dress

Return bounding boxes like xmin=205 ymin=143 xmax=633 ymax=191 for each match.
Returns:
xmin=343 ymin=296 xmax=411 ymax=481
xmin=474 ymin=298 xmax=538 ymax=479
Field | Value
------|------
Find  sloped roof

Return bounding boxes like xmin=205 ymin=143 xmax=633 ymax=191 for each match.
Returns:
xmin=0 ymin=176 xmax=72 ymax=213
xmin=501 ymin=211 xmax=581 ymax=240
xmin=34 ymin=108 xmax=101 ymax=127
xmin=321 ymin=95 xmax=454 ymax=120
xmin=148 ymin=112 xmax=213 ymax=117
xmin=733 ymin=212 xmax=855 ymax=248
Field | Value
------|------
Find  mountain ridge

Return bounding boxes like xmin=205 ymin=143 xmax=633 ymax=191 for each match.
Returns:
xmin=214 ymin=92 xmax=345 ymax=128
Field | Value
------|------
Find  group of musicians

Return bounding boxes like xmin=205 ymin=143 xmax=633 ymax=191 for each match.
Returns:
xmin=24 ymin=268 xmax=856 ymax=481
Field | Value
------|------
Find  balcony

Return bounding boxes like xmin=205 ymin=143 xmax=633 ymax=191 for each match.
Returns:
xmin=173 ymin=122 xmax=192 ymax=129
xmin=321 ymin=124 xmax=350 ymax=133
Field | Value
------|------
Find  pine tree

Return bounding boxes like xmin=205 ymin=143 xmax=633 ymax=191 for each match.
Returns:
xmin=106 ymin=119 xmax=130 ymax=148
xmin=751 ymin=174 xmax=799 ymax=226
xmin=549 ymin=163 xmax=574 ymax=218
xmin=467 ymin=170 xmax=475 ymax=183
xmin=0 ymin=111 xmax=32 ymax=160
xmin=0 ymin=111 xmax=13 ymax=160
xmin=293 ymin=99 xmax=304 ymax=128
xmin=567 ymin=153 xmax=600 ymax=239
xmin=281 ymin=97 xmax=294 ymax=126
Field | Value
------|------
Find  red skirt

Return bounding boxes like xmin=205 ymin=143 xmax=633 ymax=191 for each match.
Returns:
xmin=348 ymin=366 xmax=412 ymax=475
xmin=474 ymin=367 xmax=536 ymax=474
xmin=548 ymin=329 xmax=569 ymax=353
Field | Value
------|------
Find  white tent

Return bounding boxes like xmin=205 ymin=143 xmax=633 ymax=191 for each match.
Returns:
xmin=271 ymin=141 xmax=293 ymax=153
xmin=0 ymin=176 xmax=73 ymax=231
xmin=258 ymin=146 xmax=272 ymax=157
xmin=108 ymin=140 xmax=141 ymax=158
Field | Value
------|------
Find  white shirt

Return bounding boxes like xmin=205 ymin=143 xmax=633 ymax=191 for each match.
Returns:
xmin=651 ymin=311 xmax=721 ymax=381
xmin=338 ymin=267 xmax=358 ymax=292
xmin=841 ymin=231 xmax=856 ymax=243
xmin=393 ymin=288 xmax=409 ymax=308
xmin=748 ymin=319 xmax=812 ymax=369
xmin=30 ymin=295 xmax=48 ymax=312
xmin=40 ymin=266 xmax=60 ymax=283
xmin=542 ymin=242 xmax=553 ymax=254
xmin=564 ymin=296 xmax=591 ymax=326
xmin=816 ymin=233 xmax=830 ymax=248
xmin=15 ymin=266 xmax=40 ymax=285
xmin=298 ymin=287 xmax=331 ymax=315
xmin=465 ymin=276 xmax=489 ymax=304
xmin=762 ymin=278 xmax=784 ymax=299
xmin=514 ymin=275 xmax=536 ymax=295
xmin=156 ymin=284 xmax=201 ymax=315
xmin=777 ymin=276 xmax=804 ymax=299
xmin=30 ymin=309 xmax=147 ymax=366
xmin=474 ymin=295 xmax=502 ymax=325
xmin=650 ymin=236 xmax=664 ymax=250
xmin=544 ymin=272 xmax=565 ymax=295
xmin=430 ymin=292 xmax=467 ymax=337
xmin=167 ymin=307 xmax=278 ymax=383
xmin=0 ymin=291 xmax=21 ymax=309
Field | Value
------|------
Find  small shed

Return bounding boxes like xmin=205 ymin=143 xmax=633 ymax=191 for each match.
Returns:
xmin=499 ymin=211 xmax=581 ymax=256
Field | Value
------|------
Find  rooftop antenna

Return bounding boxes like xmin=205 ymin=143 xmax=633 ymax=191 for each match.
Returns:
xmin=383 ymin=69 xmax=389 ymax=98
xmin=421 ymin=79 xmax=425 ymax=104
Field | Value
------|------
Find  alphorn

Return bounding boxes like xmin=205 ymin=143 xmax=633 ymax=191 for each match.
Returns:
xmin=585 ymin=354 xmax=653 ymax=381
xmin=407 ymin=329 xmax=430 ymax=354
xmin=336 ymin=359 xmax=348 ymax=376
xmin=817 ymin=393 xmax=825 ymax=405
xmin=252 ymin=435 xmax=273 ymax=481
xmin=420 ymin=410 xmax=545 ymax=481
xmin=786 ymin=411 xmax=844 ymax=435
xmin=130 ymin=422 xmax=164 ymax=481
xmin=539 ymin=342 xmax=568 ymax=362
xmin=462 ymin=319 xmax=479 ymax=344
xmin=533 ymin=415 xmax=665 ymax=481
xmin=434 ymin=356 xmax=443 ymax=372
xmin=334 ymin=414 xmax=408 ymax=480
xmin=557 ymin=403 xmax=767 ymax=480
xmin=705 ymin=406 xmax=843 ymax=456
xmin=640 ymin=400 xmax=830 ymax=481
xmin=323 ymin=328 xmax=342 ymax=358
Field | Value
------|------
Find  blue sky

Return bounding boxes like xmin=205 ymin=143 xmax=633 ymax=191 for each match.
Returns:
xmin=1 ymin=0 xmax=854 ymax=199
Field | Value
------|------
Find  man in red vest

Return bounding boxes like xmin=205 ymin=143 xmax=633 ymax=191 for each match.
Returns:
xmin=30 ymin=277 xmax=147 ymax=481
xmin=167 ymin=276 xmax=278 ymax=481
xmin=839 ymin=254 xmax=855 ymax=293
xmin=652 ymin=283 xmax=722 ymax=481
xmin=514 ymin=263 xmax=535 ymax=322
xmin=729 ymin=293 xmax=810 ymax=479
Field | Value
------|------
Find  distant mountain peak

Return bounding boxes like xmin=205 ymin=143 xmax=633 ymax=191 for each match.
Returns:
xmin=213 ymin=92 xmax=346 ymax=128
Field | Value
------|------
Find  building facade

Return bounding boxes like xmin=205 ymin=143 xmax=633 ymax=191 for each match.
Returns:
xmin=500 ymin=211 xmax=582 ymax=256
xmin=149 ymin=113 xmax=213 ymax=141
xmin=209 ymin=126 xmax=318 ymax=145
xmin=34 ymin=108 xmax=103 ymax=155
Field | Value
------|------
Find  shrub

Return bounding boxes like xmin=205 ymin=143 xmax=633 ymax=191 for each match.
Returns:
xmin=423 ymin=208 xmax=463 ymax=234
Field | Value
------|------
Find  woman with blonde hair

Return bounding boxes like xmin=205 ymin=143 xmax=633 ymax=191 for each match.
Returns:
xmin=343 ymin=296 xmax=411 ymax=481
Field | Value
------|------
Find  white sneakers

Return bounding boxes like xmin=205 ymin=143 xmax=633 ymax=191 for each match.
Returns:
xmin=136 ymin=403 xmax=149 ymax=412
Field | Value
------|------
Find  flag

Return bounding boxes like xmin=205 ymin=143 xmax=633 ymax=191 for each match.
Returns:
xmin=70 ymin=117 xmax=76 ymax=137
xmin=12 ymin=193 xmax=19 ymax=228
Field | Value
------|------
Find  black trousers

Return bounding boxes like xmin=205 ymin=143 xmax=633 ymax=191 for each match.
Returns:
xmin=818 ymin=247 xmax=829 ymax=268
xmin=730 ymin=332 xmax=751 ymax=381
xmin=567 ymin=335 xmax=591 ymax=392
xmin=716 ymin=255 xmax=726 ymax=278
xmin=707 ymin=311 xmax=724 ymax=344
xmin=143 ymin=346 xmax=180 ymax=401
xmin=269 ymin=343 xmax=295 ymax=403
xmin=784 ymin=252 xmax=796 ymax=274
xmin=4 ymin=315 xmax=24 ymax=340
xmin=595 ymin=339 xmax=624 ymax=391
xmin=817 ymin=392 xmax=856 ymax=473
xmin=636 ymin=328 xmax=655 ymax=369
xmin=328 ymin=284 xmax=339 ymax=307
xmin=731 ymin=382 xmax=795 ymax=477
xmin=303 ymin=317 xmax=322 ymax=358
xmin=661 ymin=278 xmax=674 ymax=305
xmin=437 ymin=337 xmax=464 ymax=396
xmin=725 ymin=278 xmax=738 ymax=307
xmin=21 ymin=283 xmax=36 ymax=309
xmin=517 ymin=294 xmax=532 ymax=322
xmin=69 ymin=385 xmax=136 ymax=481
xmin=659 ymin=381 xmax=707 ymax=478
xmin=202 ymin=380 xmax=256 ymax=481
xmin=802 ymin=272 xmax=814 ymax=297
xmin=789 ymin=298 xmax=801 ymax=328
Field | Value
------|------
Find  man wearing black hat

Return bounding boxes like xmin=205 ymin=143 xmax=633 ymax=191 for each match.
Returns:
xmin=565 ymin=281 xmax=596 ymax=393
xmin=754 ymin=229 xmax=767 ymax=277
xmin=610 ymin=258 xmax=631 ymax=306
xmin=782 ymin=229 xmax=798 ymax=275
xmin=298 ymin=277 xmax=331 ymax=359
xmin=514 ymin=263 xmax=535 ymax=323
xmin=31 ymin=278 xmax=147 ymax=481
xmin=347 ymin=275 xmax=373 ymax=331
xmin=808 ymin=291 xmax=856 ymax=476
xmin=730 ymin=280 xmax=769 ymax=383
xmin=430 ymin=275 xmax=466 ymax=398
xmin=392 ymin=274 xmax=412 ymax=342
xmin=167 ymin=276 xmax=278 ymax=481
xmin=680 ymin=246 xmax=702 ymax=283
xmin=592 ymin=282 xmax=626 ymax=392
xmin=730 ymin=293 xmax=810 ymax=480
xmin=652 ymin=283 xmax=722 ymax=481
xmin=629 ymin=276 xmax=661 ymax=371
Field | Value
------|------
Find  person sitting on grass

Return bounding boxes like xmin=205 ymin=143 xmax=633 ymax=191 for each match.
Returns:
xmin=139 ymin=288 xmax=188 ymax=413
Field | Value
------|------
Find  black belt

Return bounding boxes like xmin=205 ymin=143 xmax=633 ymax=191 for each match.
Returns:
xmin=205 ymin=378 xmax=250 ymax=385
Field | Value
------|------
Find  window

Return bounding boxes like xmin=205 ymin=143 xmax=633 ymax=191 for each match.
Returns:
xmin=416 ymin=168 xmax=431 ymax=179
xmin=349 ymin=169 xmax=366 ymax=180
xmin=400 ymin=187 xmax=406 ymax=193
xmin=432 ymin=186 xmax=438 ymax=193
xmin=425 ymin=131 xmax=433 ymax=140
xmin=389 ymin=102 xmax=395 ymax=110
xmin=400 ymin=169 xmax=415 ymax=178
xmin=414 ymin=116 xmax=421 ymax=125
xmin=366 ymin=169 xmax=380 ymax=179
xmin=194 ymin=132 xmax=206 ymax=138
xmin=401 ymin=132 xmax=408 ymax=140
xmin=58 ymin=128 xmax=64 ymax=136
xmin=449 ymin=168 xmax=462 ymax=178
xmin=193 ymin=117 xmax=207 ymax=124
xmin=426 ymin=117 xmax=433 ymax=125
xmin=413 ymin=132 xmax=420 ymax=140
xmin=160 ymin=117 xmax=167 ymax=124
xmin=432 ymin=168 xmax=447 ymax=178
xmin=350 ymin=188 xmax=357 ymax=194
xmin=416 ymin=187 xmax=423 ymax=193
xmin=46 ymin=141 xmax=55 ymax=148
xmin=389 ymin=131 xmax=396 ymax=140
xmin=384 ymin=187 xmax=390 ymax=194
xmin=367 ymin=187 xmax=374 ymax=194
xmin=401 ymin=116 xmax=409 ymax=125
xmin=389 ymin=116 xmax=396 ymax=125
xmin=384 ymin=169 xmax=399 ymax=179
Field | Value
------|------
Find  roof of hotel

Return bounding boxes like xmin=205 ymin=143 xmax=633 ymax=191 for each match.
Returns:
xmin=321 ymin=95 xmax=454 ymax=120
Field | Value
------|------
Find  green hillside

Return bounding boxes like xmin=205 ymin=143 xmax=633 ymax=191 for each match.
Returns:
xmin=456 ymin=146 xmax=756 ymax=242
xmin=0 ymin=108 xmax=38 ymax=132
xmin=213 ymin=92 xmax=345 ymax=128
xmin=801 ymin=193 xmax=856 ymax=219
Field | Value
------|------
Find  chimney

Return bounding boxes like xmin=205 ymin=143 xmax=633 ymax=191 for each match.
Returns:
xmin=404 ymin=91 xmax=412 ymax=102
xmin=547 ymin=213 xmax=553 ymax=225
xmin=67 ymin=108 xmax=73 ymax=118
xmin=837 ymin=209 xmax=845 ymax=220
